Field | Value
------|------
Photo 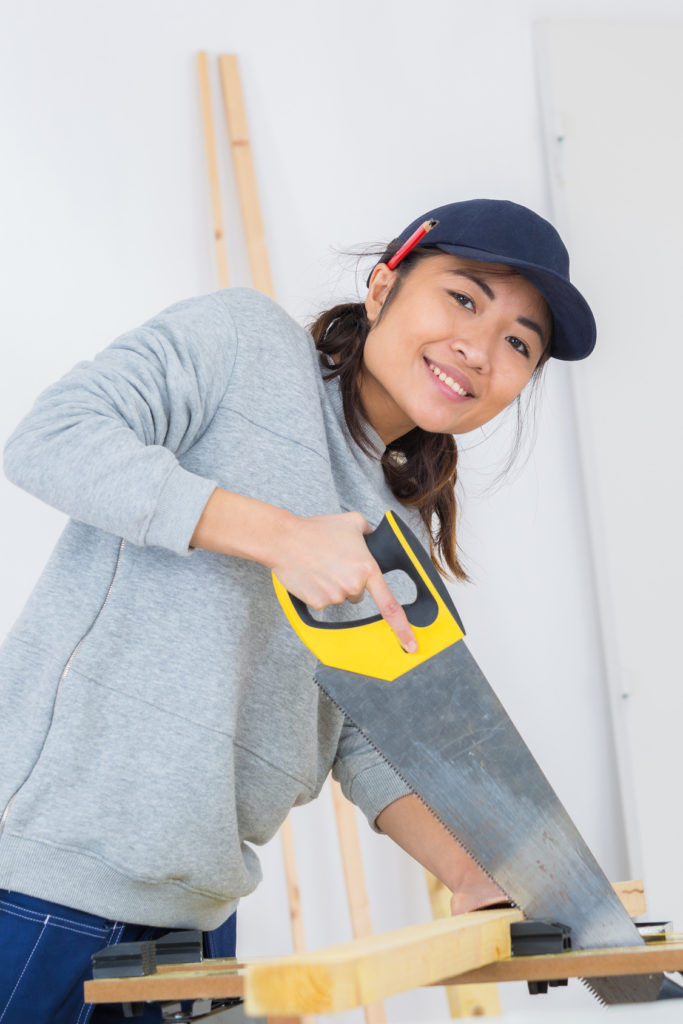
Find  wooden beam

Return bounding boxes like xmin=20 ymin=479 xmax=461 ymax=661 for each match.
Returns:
xmin=196 ymin=52 xmax=229 ymax=288
xmin=84 ymin=910 xmax=517 ymax=1010
xmin=278 ymin=816 xmax=307 ymax=954
xmin=277 ymin=816 xmax=313 ymax=1024
xmin=424 ymin=870 xmax=502 ymax=1018
xmin=82 ymin=880 xmax=652 ymax=1013
xmin=84 ymin=926 xmax=683 ymax=1015
xmin=612 ymin=879 xmax=646 ymax=918
xmin=244 ymin=909 xmax=520 ymax=1017
xmin=84 ymin=961 xmax=245 ymax=1005
xmin=438 ymin=939 xmax=683 ymax=986
xmin=218 ymin=54 xmax=274 ymax=297
xmin=331 ymin=780 xmax=387 ymax=1023
xmin=213 ymin=52 xmax=307 ymax=1024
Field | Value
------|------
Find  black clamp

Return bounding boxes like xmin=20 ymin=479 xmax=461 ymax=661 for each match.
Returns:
xmin=510 ymin=920 xmax=572 ymax=996
xmin=92 ymin=930 xmax=204 ymax=979
xmin=92 ymin=932 xmax=251 ymax=1020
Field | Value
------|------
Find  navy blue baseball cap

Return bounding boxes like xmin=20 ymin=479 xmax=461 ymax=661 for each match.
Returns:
xmin=371 ymin=199 xmax=596 ymax=361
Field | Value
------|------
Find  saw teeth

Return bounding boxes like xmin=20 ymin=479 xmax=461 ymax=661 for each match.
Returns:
xmin=314 ymin=674 xmax=509 ymax=902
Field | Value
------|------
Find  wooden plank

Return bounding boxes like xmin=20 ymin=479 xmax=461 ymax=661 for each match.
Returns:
xmin=331 ymin=780 xmax=387 ymax=1024
xmin=438 ymin=939 xmax=683 ymax=986
xmin=196 ymin=52 xmax=229 ymax=288
xmin=82 ymin=877 xmax=650 ymax=1012
xmin=84 ymin=961 xmax=245 ymax=1005
xmin=218 ymin=54 xmax=274 ymax=297
xmin=244 ymin=909 xmax=520 ymax=1017
xmin=613 ymin=879 xmax=646 ymax=918
xmin=213 ymin=55 xmax=307 ymax=1024
xmin=279 ymin=816 xmax=307 ymax=954
xmin=424 ymin=870 xmax=502 ymax=1018
xmin=278 ymin=816 xmax=313 ymax=1024
xmin=84 ymin=930 xmax=683 ymax=1013
xmin=332 ymin=781 xmax=374 ymax=939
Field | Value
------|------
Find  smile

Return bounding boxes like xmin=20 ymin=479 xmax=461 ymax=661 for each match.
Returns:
xmin=427 ymin=361 xmax=471 ymax=397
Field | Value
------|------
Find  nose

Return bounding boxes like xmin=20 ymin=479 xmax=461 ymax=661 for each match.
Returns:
xmin=449 ymin=325 xmax=493 ymax=372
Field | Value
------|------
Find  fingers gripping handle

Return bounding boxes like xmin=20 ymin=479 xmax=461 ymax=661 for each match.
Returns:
xmin=272 ymin=511 xmax=466 ymax=682
xmin=366 ymin=514 xmax=464 ymax=629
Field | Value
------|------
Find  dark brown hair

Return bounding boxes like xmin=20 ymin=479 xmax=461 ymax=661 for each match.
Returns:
xmin=309 ymin=248 xmax=551 ymax=579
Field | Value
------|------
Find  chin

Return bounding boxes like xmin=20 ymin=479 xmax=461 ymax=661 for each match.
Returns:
xmin=414 ymin=414 xmax=470 ymax=435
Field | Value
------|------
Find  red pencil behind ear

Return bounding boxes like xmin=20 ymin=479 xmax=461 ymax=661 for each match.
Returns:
xmin=386 ymin=218 xmax=439 ymax=270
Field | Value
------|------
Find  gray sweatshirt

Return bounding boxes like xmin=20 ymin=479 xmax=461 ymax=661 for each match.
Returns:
xmin=0 ymin=288 xmax=416 ymax=930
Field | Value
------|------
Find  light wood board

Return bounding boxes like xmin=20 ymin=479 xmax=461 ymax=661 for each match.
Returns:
xmin=83 ymin=881 xmax=655 ymax=1014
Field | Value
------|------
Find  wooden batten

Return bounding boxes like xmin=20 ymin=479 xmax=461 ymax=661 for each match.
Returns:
xmin=612 ymin=879 xmax=646 ymax=918
xmin=439 ymin=939 xmax=683 ymax=986
xmin=218 ymin=54 xmax=274 ymax=298
xmin=197 ymin=52 xmax=229 ymax=288
xmin=331 ymin=780 xmax=387 ymax=1023
xmin=244 ymin=909 xmax=520 ymax=1016
xmin=424 ymin=870 xmax=503 ymax=1018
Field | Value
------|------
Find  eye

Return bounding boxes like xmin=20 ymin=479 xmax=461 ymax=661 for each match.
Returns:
xmin=506 ymin=335 xmax=530 ymax=358
xmin=450 ymin=291 xmax=475 ymax=311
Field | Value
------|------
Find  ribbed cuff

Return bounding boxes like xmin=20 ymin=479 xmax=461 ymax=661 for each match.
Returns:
xmin=350 ymin=761 xmax=412 ymax=833
xmin=144 ymin=462 xmax=218 ymax=555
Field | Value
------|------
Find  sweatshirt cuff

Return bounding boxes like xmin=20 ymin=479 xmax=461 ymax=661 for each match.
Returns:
xmin=350 ymin=762 xmax=412 ymax=833
xmin=143 ymin=462 xmax=218 ymax=555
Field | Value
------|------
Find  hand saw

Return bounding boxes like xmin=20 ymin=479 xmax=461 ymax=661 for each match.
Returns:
xmin=273 ymin=511 xmax=682 ymax=1004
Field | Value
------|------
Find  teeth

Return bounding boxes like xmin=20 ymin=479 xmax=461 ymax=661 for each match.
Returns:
xmin=428 ymin=362 xmax=469 ymax=397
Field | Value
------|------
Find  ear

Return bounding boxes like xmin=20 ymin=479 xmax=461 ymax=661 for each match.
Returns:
xmin=365 ymin=263 xmax=395 ymax=324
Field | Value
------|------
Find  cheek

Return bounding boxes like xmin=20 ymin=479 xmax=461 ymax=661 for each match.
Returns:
xmin=490 ymin=362 xmax=535 ymax=410
xmin=361 ymin=328 xmax=404 ymax=396
xmin=362 ymin=329 xmax=389 ymax=376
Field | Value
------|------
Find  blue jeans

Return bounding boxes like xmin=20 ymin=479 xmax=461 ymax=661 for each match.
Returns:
xmin=0 ymin=890 xmax=237 ymax=1024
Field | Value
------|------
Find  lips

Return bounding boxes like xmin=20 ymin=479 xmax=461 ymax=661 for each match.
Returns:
xmin=425 ymin=358 xmax=474 ymax=398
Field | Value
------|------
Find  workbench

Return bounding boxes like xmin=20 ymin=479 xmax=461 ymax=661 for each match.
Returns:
xmin=84 ymin=905 xmax=683 ymax=1020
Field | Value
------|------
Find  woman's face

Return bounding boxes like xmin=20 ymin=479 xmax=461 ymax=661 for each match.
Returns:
xmin=360 ymin=253 xmax=551 ymax=443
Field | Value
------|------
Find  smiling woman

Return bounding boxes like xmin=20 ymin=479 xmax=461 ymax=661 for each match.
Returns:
xmin=0 ymin=197 xmax=596 ymax=1024
xmin=311 ymin=198 xmax=594 ymax=581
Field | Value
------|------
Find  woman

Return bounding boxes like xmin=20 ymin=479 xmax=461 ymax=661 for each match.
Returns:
xmin=0 ymin=199 xmax=595 ymax=1023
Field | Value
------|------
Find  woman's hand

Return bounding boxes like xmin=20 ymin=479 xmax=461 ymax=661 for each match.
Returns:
xmin=449 ymin=879 xmax=510 ymax=916
xmin=377 ymin=794 xmax=509 ymax=914
xmin=272 ymin=510 xmax=418 ymax=653
xmin=190 ymin=491 xmax=417 ymax=653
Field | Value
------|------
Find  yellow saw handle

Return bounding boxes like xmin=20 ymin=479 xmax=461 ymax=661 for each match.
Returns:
xmin=272 ymin=511 xmax=465 ymax=681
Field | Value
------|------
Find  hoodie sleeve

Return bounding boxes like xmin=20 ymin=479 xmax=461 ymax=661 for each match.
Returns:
xmin=3 ymin=292 xmax=238 ymax=555
xmin=332 ymin=718 xmax=412 ymax=831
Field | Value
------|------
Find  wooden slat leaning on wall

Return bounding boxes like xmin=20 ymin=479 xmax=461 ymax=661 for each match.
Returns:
xmin=331 ymin=780 xmax=387 ymax=1024
xmin=199 ymin=51 xmax=310 ymax=1024
xmin=197 ymin=52 xmax=230 ymax=289
xmin=218 ymin=54 xmax=273 ymax=297
xmin=203 ymin=51 xmax=397 ymax=1024
xmin=425 ymin=871 xmax=503 ymax=1018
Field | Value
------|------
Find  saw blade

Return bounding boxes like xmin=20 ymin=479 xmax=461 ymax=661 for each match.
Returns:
xmin=317 ymin=644 xmax=667 ymax=1004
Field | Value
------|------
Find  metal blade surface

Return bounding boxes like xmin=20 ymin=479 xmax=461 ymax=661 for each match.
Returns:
xmin=317 ymin=643 xmax=669 ymax=1004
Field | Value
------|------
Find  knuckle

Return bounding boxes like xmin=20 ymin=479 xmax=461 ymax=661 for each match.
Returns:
xmin=347 ymin=510 xmax=368 ymax=532
xmin=354 ymin=571 xmax=370 ymax=592
xmin=383 ymin=596 xmax=401 ymax=618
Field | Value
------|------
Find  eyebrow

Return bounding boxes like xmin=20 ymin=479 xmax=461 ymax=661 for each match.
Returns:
xmin=516 ymin=316 xmax=546 ymax=345
xmin=449 ymin=269 xmax=495 ymax=300
xmin=447 ymin=270 xmax=547 ymax=345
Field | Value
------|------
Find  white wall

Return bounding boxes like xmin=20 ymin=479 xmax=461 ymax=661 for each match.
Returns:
xmin=2 ymin=2 xmax=681 ymax=1020
xmin=537 ymin=17 xmax=683 ymax=935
